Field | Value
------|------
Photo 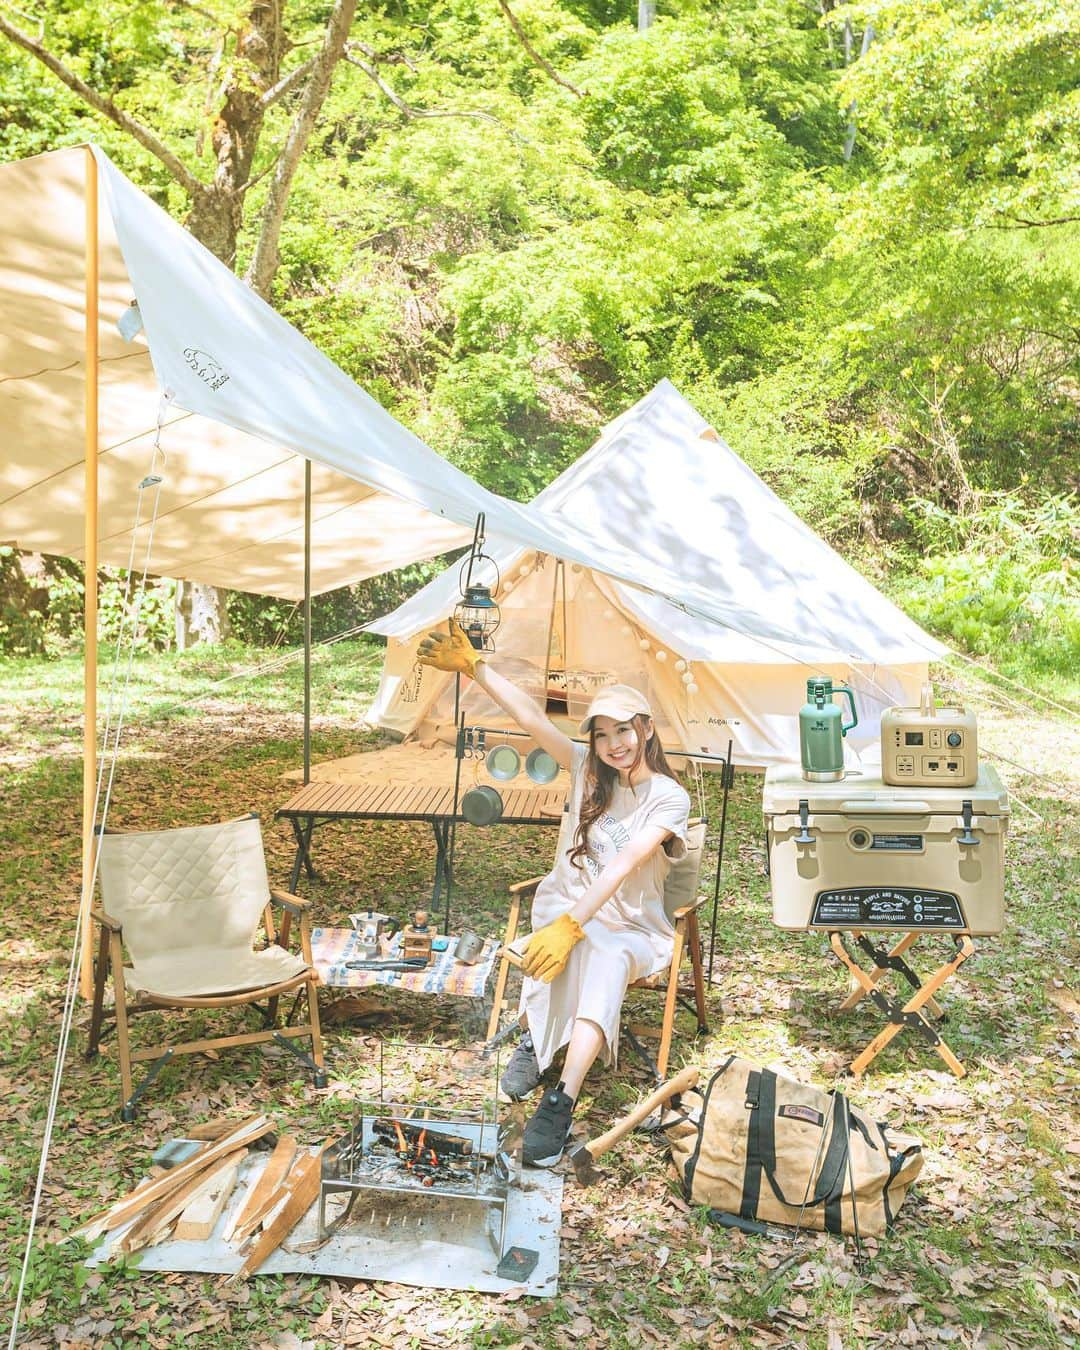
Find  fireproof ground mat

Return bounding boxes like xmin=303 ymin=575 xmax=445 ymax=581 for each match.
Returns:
xmin=85 ymin=1151 xmax=562 ymax=1296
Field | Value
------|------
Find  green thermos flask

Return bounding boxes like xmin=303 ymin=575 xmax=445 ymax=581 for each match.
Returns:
xmin=799 ymin=676 xmax=858 ymax=781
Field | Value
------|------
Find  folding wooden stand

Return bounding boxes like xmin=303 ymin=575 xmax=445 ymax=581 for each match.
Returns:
xmin=829 ymin=930 xmax=976 ymax=1078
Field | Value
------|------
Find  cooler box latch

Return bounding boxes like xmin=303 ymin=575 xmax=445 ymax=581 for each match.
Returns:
xmin=958 ymin=800 xmax=979 ymax=847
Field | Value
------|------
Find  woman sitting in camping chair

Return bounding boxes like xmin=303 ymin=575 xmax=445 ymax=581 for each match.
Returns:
xmin=417 ymin=620 xmax=690 ymax=1168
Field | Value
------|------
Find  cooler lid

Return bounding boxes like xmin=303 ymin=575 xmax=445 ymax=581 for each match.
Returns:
xmin=762 ymin=762 xmax=1009 ymax=816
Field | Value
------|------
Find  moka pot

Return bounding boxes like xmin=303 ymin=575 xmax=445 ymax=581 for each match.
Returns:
xmin=799 ymin=677 xmax=858 ymax=782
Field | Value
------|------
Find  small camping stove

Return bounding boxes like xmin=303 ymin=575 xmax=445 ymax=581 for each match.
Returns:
xmin=317 ymin=1046 xmax=521 ymax=1256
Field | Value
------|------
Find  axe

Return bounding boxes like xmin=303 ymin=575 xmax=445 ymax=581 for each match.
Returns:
xmin=566 ymin=1064 xmax=700 ymax=1187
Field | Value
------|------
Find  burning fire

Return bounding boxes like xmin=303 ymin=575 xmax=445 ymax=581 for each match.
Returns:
xmin=390 ymin=1119 xmax=442 ymax=1175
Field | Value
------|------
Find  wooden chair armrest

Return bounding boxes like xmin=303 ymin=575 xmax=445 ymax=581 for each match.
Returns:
xmin=91 ymin=906 xmax=123 ymax=932
xmin=270 ymin=889 xmax=311 ymax=915
xmin=671 ymin=894 xmax=710 ymax=922
xmin=509 ymin=876 xmax=545 ymax=898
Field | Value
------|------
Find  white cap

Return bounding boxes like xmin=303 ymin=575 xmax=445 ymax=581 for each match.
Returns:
xmin=578 ymin=684 xmax=653 ymax=733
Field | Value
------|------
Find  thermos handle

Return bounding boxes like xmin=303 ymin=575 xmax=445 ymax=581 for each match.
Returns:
xmin=836 ymin=685 xmax=858 ymax=736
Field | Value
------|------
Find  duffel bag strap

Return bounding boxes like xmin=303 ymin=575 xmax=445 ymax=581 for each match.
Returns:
xmin=751 ymin=1072 xmax=850 ymax=1213
xmin=738 ymin=1071 xmax=764 ymax=1220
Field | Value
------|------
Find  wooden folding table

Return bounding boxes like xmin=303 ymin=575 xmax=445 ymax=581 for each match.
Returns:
xmin=276 ymin=780 xmax=564 ymax=931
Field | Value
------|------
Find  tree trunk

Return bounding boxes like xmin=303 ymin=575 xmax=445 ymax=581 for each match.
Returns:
xmin=175 ymin=578 xmax=233 ymax=647
xmin=173 ymin=1 xmax=285 ymax=645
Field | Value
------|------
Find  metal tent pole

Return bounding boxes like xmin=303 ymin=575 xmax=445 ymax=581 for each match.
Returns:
xmin=79 ymin=146 xmax=99 ymax=1000
xmin=303 ymin=459 xmax=312 ymax=785
xmin=707 ymin=739 xmax=734 ymax=986
xmin=442 ymin=512 xmax=486 ymax=934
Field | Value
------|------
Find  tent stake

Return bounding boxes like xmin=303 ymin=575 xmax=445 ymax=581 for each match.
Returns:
xmin=80 ymin=145 xmax=99 ymax=999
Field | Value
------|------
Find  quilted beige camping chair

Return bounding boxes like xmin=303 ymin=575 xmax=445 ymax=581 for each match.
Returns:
xmin=86 ymin=814 xmax=327 ymax=1120
xmin=488 ymin=819 xmax=711 ymax=1081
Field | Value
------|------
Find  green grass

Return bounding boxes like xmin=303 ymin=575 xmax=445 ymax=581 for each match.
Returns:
xmin=1 ymin=640 xmax=1078 ymax=1346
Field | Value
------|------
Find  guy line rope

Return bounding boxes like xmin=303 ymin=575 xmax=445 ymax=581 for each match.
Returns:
xmin=8 ymin=405 xmax=169 ymax=1350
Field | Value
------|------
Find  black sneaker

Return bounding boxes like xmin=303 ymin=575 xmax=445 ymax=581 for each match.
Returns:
xmin=522 ymin=1086 xmax=575 ymax=1167
xmin=499 ymin=1031 xmax=542 ymax=1100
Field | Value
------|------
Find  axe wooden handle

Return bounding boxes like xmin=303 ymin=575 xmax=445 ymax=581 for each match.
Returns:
xmin=582 ymin=1065 xmax=700 ymax=1162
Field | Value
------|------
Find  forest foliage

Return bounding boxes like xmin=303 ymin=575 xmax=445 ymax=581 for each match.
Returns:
xmin=1 ymin=0 xmax=1077 ymax=684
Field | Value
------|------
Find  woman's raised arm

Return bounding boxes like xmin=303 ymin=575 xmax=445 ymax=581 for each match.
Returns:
xmin=416 ymin=620 xmax=573 ymax=770
xmin=473 ymin=661 xmax=573 ymax=770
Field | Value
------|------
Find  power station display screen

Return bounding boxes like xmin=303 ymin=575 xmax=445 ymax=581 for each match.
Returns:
xmin=904 ymin=731 xmax=925 ymax=746
xmin=811 ymin=886 xmax=966 ymax=929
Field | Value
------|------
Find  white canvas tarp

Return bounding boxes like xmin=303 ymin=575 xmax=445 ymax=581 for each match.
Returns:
xmin=0 ymin=144 xmax=821 ymax=655
xmin=368 ymin=382 xmax=946 ymax=767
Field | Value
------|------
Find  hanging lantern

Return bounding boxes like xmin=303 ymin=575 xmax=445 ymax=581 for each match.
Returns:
xmin=655 ymin=650 xmax=668 ymax=663
xmin=686 ymin=682 xmax=699 ymax=695
xmin=454 ymin=521 xmax=501 ymax=651
xmin=454 ymin=581 xmax=500 ymax=651
xmin=639 ymin=638 xmax=651 ymax=651
xmin=674 ymin=659 xmax=687 ymax=672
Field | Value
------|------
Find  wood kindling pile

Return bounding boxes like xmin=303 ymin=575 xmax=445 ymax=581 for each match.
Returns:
xmin=72 ymin=1116 xmax=271 ymax=1244
xmin=228 ymin=1148 xmax=324 ymax=1283
xmin=71 ymin=1115 xmax=326 ymax=1279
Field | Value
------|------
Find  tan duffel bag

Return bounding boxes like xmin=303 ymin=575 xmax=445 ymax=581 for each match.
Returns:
xmin=665 ymin=1057 xmax=924 ymax=1237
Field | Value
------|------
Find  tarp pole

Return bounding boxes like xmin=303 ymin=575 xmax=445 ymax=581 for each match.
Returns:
xmin=303 ymin=459 xmax=312 ymax=785
xmin=79 ymin=146 xmax=99 ymax=999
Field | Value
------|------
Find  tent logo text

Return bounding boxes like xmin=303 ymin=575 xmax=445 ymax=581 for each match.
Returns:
xmin=183 ymin=347 xmax=230 ymax=392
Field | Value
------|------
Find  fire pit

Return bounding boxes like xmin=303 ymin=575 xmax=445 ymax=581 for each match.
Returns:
xmin=319 ymin=1102 xmax=517 ymax=1255
xmin=317 ymin=1045 xmax=521 ymax=1256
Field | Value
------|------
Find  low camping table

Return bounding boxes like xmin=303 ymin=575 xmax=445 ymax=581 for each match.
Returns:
xmin=276 ymin=781 xmax=564 ymax=930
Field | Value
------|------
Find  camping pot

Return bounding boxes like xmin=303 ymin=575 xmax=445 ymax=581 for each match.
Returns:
xmin=453 ymin=929 xmax=485 ymax=964
xmin=799 ymin=677 xmax=858 ymax=782
xmin=525 ymin=748 xmax=560 ymax=784
xmin=348 ymin=910 xmax=400 ymax=953
xmin=461 ymin=784 xmax=504 ymax=826
xmin=486 ymin=744 xmax=521 ymax=781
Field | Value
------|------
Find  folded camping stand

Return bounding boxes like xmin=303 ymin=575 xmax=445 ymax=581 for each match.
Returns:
xmin=829 ymin=929 xmax=975 ymax=1078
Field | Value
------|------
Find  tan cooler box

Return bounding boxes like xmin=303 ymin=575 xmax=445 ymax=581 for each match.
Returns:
xmin=763 ymin=763 xmax=1009 ymax=936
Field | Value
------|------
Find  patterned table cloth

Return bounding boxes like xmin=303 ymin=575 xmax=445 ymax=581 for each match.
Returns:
xmin=311 ymin=926 xmax=499 ymax=998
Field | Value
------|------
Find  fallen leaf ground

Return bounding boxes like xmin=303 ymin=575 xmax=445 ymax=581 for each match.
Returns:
xmin=1 ymin=640 xmax=1077 ymax=1348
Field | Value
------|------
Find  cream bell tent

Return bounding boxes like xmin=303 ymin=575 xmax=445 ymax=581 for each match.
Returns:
xmin=368 ymin=381 xmax=947 ymax=768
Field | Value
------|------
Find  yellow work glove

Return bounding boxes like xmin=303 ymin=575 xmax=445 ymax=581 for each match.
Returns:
xmin=522 ymin=913 xmax=585 ymax=983
xmin=416 ymin=618 xmax=483 ymax=677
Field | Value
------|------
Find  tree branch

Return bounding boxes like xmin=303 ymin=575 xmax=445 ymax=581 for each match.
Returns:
xmin=0 ymin=11 xmax=204 ymax=197
xmin=257 ymin=54 xmax=319 ymax=111
xmin=344 ymin=48 xmax=507 ymax=128
xmin=986 ymin=212 xmax=1080 ymax=230
xmin=244 ymin=0 xmax=358 ymax=298
xmin=495 ymin=0 xmax=582 ymax=98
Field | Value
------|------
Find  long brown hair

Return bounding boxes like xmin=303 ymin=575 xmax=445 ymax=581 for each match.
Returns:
xmin=568 ymin=713 xmax=678 ymax=871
